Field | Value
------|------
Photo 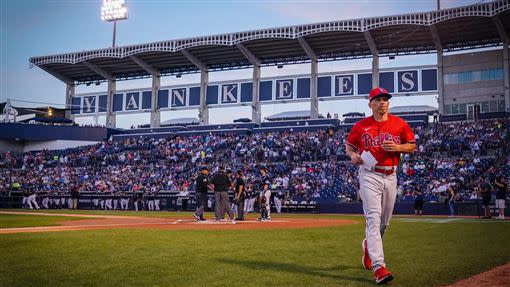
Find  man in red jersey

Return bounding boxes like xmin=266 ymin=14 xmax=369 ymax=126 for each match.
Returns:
xmin=345 ymin=87 xmax=416 ymax=285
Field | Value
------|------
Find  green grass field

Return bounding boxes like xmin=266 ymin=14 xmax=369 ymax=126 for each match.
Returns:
xmin=0 ymin=213 xmax=86 ymax=228
xmin=1 ymin=210 xmax=509 ymax=287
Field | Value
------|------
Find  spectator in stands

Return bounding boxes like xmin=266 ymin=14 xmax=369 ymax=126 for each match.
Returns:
xmin=70 ymin=183 xmax=80 ymax=209
xmin=11 ymin=180 xmax=21 ymax=191
xmin=447 ymin=187 xmax=455 ymax=217
xmin=413 ymin=187 xmax=424 ymax=216
xmin=0 ymin=118 xmax=509 ymax=212
xmin=494 ymin=175 xmax=507 ymax=220
xmin=478 ymin=176 xmax=492 ymax=219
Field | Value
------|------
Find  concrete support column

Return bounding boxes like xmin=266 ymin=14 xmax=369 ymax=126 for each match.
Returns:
xmin=493 ymin=16 xmax=510 ymax=113
xmin=437 ymin=50 xmax=445 ymax=116
xmin=430 ymin=25 xmax=444 ymax=116
xmin=199 ymin=70 xmax=209 ymax=125
xmin=310 ymin=60 xmax=319 ymax=119
xmin=251 ymin=65 xmax=261 ymax=123
xmin=502 ymin=44 xmax=510 ymax=113
xmin=371 ymin=56 xmax=379 ymax=88
xmin=364 ymin=31 xmax=379 ymax=89
xmin=65 ymin=83 xmax=75 ymax=120
xmin=297 ymin=36 xmax=319 ymax=119
xmin=150 ymin=75 xmax=161 ymax=128
xmin=106 ymin=80 xmax=116 ymax=128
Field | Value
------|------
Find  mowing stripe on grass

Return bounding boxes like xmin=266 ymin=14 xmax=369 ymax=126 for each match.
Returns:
xmin=398 ymin=218 xmax=510 ymax=224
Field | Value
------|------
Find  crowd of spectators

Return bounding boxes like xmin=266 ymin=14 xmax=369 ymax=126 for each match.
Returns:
xmin=0 ymin=118 xmax=509 ymax=208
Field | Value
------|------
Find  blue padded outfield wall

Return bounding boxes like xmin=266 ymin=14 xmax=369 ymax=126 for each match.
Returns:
xmin=316 ymin=202 xmax=509 ymax=217
xmin=71 ymin=66 xmax=437 ymax=116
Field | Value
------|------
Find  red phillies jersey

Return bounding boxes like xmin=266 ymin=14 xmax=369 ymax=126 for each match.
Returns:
xmin=346 ymin=114 xmax=415 ymax=166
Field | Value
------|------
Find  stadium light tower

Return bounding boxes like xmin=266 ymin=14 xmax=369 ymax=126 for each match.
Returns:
xmin=101 ymin=0 xmax=128 ymax=47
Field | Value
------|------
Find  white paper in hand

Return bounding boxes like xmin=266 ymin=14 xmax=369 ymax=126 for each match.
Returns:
xmin=360 ymin=151 xmax=377 ymax=169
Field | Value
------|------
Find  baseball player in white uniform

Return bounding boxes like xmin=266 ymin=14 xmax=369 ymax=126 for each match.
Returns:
xmin=27 ymin=187 xmax=40 ymax=210
xmin=120 ymin=192 xmax=129 ymax=210
xmin=346 ymin=87 xmax=416 ymax=284
xmin=42 ymin=190 xmax=50 ymax=209
xmin=273 ymin=190 xmax=284 ymax=213
xmin=258 ymin=181 xmax=272 ymax=221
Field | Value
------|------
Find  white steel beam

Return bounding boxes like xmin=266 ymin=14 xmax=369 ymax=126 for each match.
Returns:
xmin=129 ymin=56 xmax=161 ymax=77
xmin=83 ymin=61 xmax=113 ymax=80
xmin=181 ymin=50 xmax=208 ymax=72
xmin=429 ymin=25 xmax=443 ymax=51
xmin=236 ymin=44 xmax=261 ymax=66
xmin=297 ymin=37 xmax=317 ymax=61
xmin=493 ymin=15 xmax=509 ymax=41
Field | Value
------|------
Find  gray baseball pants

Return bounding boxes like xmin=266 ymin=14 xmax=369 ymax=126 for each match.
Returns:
xmin=214 ymin=191 xmax=234 ymax=221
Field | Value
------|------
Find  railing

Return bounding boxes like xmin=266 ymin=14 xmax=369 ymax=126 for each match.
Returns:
xmin=29 ymin=1 xmax=509 ymax=66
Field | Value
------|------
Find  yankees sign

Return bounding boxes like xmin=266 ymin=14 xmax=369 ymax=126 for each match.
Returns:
xmin=71 ymin=66 xmax=437 ymax=115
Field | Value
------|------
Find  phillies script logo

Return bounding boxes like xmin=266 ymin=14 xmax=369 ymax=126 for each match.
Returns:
xmin=361 ymin=132 xmax=401 ymax=149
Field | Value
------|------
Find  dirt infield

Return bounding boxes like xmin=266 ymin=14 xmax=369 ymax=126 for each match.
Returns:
xmin=443 ymin=262 xmax=510 ymax=287
xmin=0 ymin=211 xmax=357 ymax=234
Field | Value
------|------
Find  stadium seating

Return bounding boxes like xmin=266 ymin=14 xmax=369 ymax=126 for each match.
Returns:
xmin=123 ymin=126 xmax=186 ymax=134
xmin=0 ymin=118 xmax=508 ymax=211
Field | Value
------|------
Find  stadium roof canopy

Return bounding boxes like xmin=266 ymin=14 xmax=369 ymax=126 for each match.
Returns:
xmin=161 ymin=118 xmax=199 ymax=125
xmin=265 ymin=110 xmax=324 ymax=121
xmin=30 ymin=1 xmax=510 ymax=85
xmin=389 ymin=105 xmax=438 ymax=115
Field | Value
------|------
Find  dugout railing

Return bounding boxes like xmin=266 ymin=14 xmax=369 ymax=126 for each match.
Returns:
xmin=1 ymin=191 xmax=507 ymax=216
xmin=0 ymin=190 xmax=317 ymax=213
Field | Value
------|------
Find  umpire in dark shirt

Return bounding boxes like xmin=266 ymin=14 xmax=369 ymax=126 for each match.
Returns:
xmin=193 ymin=167 xmax=209 ymax=221
xmin=479 ymin=176 xmax=492 ymax=219
xmin=235 ymin=170 xmax=246 ymax=221
xmin=210 ymin=166 xmax=235 ymax=222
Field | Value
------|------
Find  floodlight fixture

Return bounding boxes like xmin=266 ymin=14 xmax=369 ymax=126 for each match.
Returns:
xmin=101 ymin=0 xmax=128 ymax=47
xmin=101 ymin=0 xmax=128 ymax=22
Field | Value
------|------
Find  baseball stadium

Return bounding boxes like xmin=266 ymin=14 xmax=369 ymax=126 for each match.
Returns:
xmin=1 ymin=0 xmax=509 ymax=286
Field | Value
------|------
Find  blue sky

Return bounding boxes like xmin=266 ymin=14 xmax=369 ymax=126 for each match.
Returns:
xmin=1 ymin=0 xmax=484 ymax=127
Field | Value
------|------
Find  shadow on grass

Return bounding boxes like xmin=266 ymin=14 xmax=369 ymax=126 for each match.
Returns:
xmin=217 ymin=258 xmax=371 ymax=284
